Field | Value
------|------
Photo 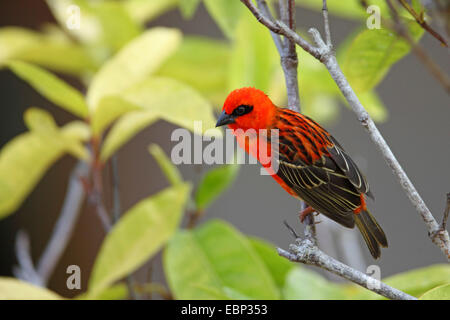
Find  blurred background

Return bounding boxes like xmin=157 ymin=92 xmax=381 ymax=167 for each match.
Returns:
xmin=0 ymin=0 xmax=449 ymax=298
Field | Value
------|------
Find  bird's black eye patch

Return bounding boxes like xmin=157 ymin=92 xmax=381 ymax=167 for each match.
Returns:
xmin=232 ymin=104 xmax=253 ymax=117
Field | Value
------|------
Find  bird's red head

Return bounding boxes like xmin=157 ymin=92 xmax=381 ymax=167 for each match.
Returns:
xmin=216 ymin=87 xmax=277 ymax=131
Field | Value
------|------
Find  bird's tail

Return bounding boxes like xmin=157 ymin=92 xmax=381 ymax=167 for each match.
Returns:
xmin=355 ymin=209 xmax=388 ymax=259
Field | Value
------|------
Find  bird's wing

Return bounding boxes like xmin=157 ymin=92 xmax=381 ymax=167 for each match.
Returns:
xmin=327 ymin=135 xmax=373 ymax=199
xmin=274 ymin=133 xmax=360 ymax=228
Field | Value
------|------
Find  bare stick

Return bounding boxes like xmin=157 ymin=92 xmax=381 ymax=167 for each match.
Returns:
xmin=111 ymin=154 xmax=138 ymax=300
xmin=89 ymin=138 xmax=112 ymax=232
xmin=385 ymin=0 xmax=450 ymax=93
xmin=282 ymin=0 xmax=301 ymax=111
xmin=438 ymin=193 xmax=450 ymax=236
xmin=257 ymin=0 xmax=284 ymax=52
xmin=13 ymin=231 xmax=43 ymax=286
xmin=257 ymin=0 xmax=300 ymax=111
xmin=241 ymin=0 xmax=450 ymax=259
xmin=277 ymin=240 xmax=416 ymax=300
xmin=14 ymin=160 xmax=89 ymax=286
xmin=397 ymin=0 xmax=448 ymax=47
xmin=322 ymin=0 xmax=332 ymax=46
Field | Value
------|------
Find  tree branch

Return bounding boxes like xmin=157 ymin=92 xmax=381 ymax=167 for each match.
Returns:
xmin=89 ymin=138 xmax=112 ymax=232
xmin=397 ymin=0 xmax=448 ymax=47
xmin=111 ymin=154 xmax=138 ymax=300
xmin=443 ymin=193 xmax=450 ymax=230
xmin=14 ymin=160 xmax=89 ymax=286
xmin=277 ymin=238 xmax=416 ymax=300
xmin=384 ymin=0 xmax=450 ymax=93
xmin=241 ymin=0 xmax=450 ymax=260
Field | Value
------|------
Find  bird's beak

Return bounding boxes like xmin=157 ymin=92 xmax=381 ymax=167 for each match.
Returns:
xmin=215 ymin=111 xmax=235 ymax=127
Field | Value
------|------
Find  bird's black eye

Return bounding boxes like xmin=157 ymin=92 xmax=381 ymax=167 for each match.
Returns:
xmin=233 ymin=104 xmax=253 ymax=117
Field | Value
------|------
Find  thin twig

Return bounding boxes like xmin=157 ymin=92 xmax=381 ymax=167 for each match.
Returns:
xmin=283 ymin=220 xmax=300 ymax=239
xmin=13 ymin=160 xmax=89 ymax=286
xmin=277 ymin=240 xmax=416 ymax=300
xmin=437 ymin=193 xmax=450 ymax=236
xmin=241 ymin=0 xmax=450 ymax=260
xmin=13 ymin=231 xmax=43 ymax=286
xmin=397 ymin=0 xmax=448 ymax=47
xmin=443 ymin=193 xmax=450 ymax=231
xmin=322 ymin=0 xmax=332 ymax=46
xmin=111 ymin=154 xmax=138 ymax=300
xmin=37 ymin=161 xmax=89 ymax=283
xmin=89 ymin=138 xmax=112 ymax=232
xmin=257 ymin=0 xmax=284 ymax=52
xmin=385 ymin=0 xmax=450 ymax=93
xmin=241 ymin=0 xmax=321 ymax=59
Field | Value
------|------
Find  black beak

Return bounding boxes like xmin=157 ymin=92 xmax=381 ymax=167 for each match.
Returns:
xmin=215 ymin=111 xmax=235 ymax=127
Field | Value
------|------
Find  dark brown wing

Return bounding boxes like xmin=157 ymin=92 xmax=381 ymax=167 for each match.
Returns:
xmin=327 ymin=135 xmax=373 ymax=199
xmin=274 ymin=133 xmax=361 ymax=228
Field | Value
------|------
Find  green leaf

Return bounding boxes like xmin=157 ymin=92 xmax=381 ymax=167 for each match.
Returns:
xmin=164 ymin=219 xmax=281 ymax=300
xmin=295 ymin=0 xmax=389 ymax=20
xmin=100 ymin=110 xmax=158 ymax=161
xmin=249 ymin=237 xmax=294 ymax=288
xmin=124 ymin=0 xmax=178 ymax=24
xmin=0 ymin=277 xmax=62 ymax=300
xmin=283 ymin=267 xmax=348 ymax=300
xmin=24 ymin=108 xmax=89 ymax=160
xmin=47 ymin=0 xmax=142 ymax=51
xmin=91 ymin=96 xmax=141 ymax=135
xmin=119 ymin=77 xmax=218 ymax=134
xmin=350 ymin=264 xmax=450 ymax=299
xmin=148 ymin=144 xmax=183 ymax=186
xmin=0 ymin=27 xmax=97 ymax=75
xmin=228 ymin=11 xmax=279 ymax=93
xmin=7 ymin=61 xmax=88 ymax=118
xmin=0 ymin=27 xmax=42 ymax=64
xmin=179 ymin=0 xmax=201 ymax=19
xmin=302 ymin=94 xmax=340 ymax=125
xmin=342 ymin=21 xmax=424 ymax=92
xmin=87 ymin=27 xmax=182 ymax=111
xmin=0 ymin=117 xmax=89 ymax=218
xmin=420 ymin=284 xmax=450 ymax=300
xmin=194 ymin=164 xmax=238 ymax=211
xmin=203 ymin=0 xmax=244 ymax=39
xmin=384 ymin=264 xmax=450 ymax=298
xmin=61 ymin=121 xmax=91 ymax=142
xmin=156 ymin=36 xmax=230 ymax=106
xmin=89 ymin=183 xmax=190 ymax=296
xmin=77 ymin=283 xmax=128 ymax=300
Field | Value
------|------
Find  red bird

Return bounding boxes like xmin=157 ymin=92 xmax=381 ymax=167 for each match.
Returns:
xmin=216 ymin=87 xmax=388 ymax=259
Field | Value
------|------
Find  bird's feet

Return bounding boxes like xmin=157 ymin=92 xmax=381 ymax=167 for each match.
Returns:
xmin=299 ymin=206 xmax=315 ymax=223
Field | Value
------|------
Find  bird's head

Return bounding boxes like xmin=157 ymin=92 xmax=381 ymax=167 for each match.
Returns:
xmin=216 ymin=87 xmax=277 ymax=131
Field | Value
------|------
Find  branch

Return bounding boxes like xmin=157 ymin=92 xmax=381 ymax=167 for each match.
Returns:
xmin=89 ymin=138 xmax=112 ymax=232
xmin=277 ymin=236 xmax=416 ymax=300
xmin=14 ymin=160 xmax=89 ymax=286
xmin=397 ymin=0 xmax=448 ymax=47
xmin=111 ymin=154 xmax=138 ymax=300
xmin=241 ymin=0 xmax=450 ymax=260
xmin=443 ymin=193 xmax=450 ymax=231
xmin=384 ymin=0 xmax=450 ymax=93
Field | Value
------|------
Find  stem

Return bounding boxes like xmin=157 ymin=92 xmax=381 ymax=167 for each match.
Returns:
xmin=111 ymin=154 xmax=138 ymax=300
xmin=277 ymin=241 xmax=416 ymax=300
xmin=397 ymin=0 xmax=448 ymax=47
xmin=14 ymin=160 xmax=89 ymax=286
xmin=384 ymin=0 xmax=450 ymax=93
xmin=89 ymin=138 xmax=112 ymax=232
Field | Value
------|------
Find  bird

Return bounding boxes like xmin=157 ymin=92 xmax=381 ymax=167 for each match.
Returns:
xmin=215 ymin=87 xmax=388 ymax=259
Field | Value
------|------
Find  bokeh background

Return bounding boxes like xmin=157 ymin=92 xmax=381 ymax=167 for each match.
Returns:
xmin=0 ymin=0 xmax=449 ymax=298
